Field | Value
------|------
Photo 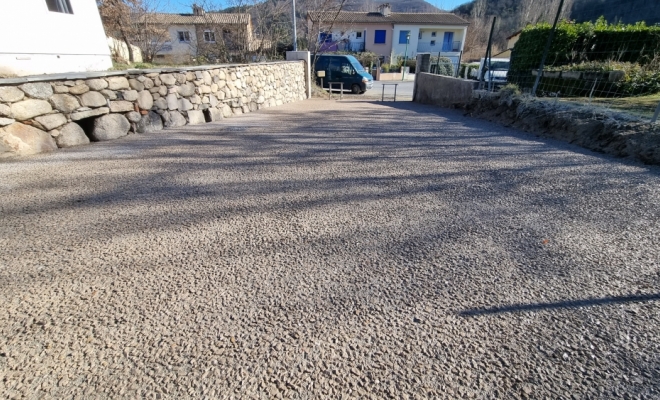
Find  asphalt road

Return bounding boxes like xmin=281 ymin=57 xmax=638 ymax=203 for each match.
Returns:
xmin=1 ymin=99 xmax=659 ymax=398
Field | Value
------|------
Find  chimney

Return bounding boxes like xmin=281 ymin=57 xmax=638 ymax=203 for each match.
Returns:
xmin=378 ymin=3 xmax=392 ymax=16
xmin=192 ymin=4 xmax=205 ymax=16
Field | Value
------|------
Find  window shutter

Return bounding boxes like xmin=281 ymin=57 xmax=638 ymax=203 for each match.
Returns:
xmin=374 ymin=30 xmax=386 ymax=44
xmin=442 ymin=32 xmax=454 ymax=52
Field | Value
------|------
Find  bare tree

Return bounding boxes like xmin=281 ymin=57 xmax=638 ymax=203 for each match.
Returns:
xmin=98 ymin=0 xmax=141 ymax=62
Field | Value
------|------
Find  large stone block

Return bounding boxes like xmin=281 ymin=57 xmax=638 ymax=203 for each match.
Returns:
xmin=0 ymin=104 xmax=11 ymax=118
xmin=34 ymin=113 xmax=67 ymax=131
xmin=69 ymin=84 xmax=90 ymax=95
xmin=177 ymin=82 xmax=196 ymax=97
xmin=50 ymin=94 xmax=81 ymax=113
xmin=70 ymin=107 xmax=109 ymax=121
xmin=86 ymin=78 xmax=108 ymax=91
xmin=137 ymin=111 xmax=163 ymax=133
xmin=81 ymin=91 xmax=108 ymax=107
xmin=11 ymin=99 xmax=53 ymax=121
xmin=187 ymin=110 xmax=206 ymax=125
xmin=107 ymin=76 xmax=129 ymax=90
xmin=166 ymin=93 xmax=178 ymax=110
xmin=0 ymin=122 xmax=57 ymax=157
xmin=154 ymin=98 xmax=168 ymax=110
xmin=129 ymin=79 xmax=144 ymax=91
xmin=137 ymin=91 xmax=153 ymax=110
xmin=91 ymin=114 xmax=130 ymax=141
xmin=0 ymin=87 xmax=25 ymax=103
xmin=19 ymin=83 xmax=53 ymax=99
xmin=178 ymin=98 xmax=193 ymax=111
xmin=56 ymin=122 xmax=90 ymax=148
xmin=162 ymin=110 xmax=186 ymax=127
xmin=221 ymin=104 xmax=232 ymax=118
xmin=109 ymin=101 xmax=134 ymax=113
xmin=0 ymin=117 xmax=15 ymax=126
xmin=100 ymin=89 xmax=117 ymax=100
xmin=122 ymin=90 xmax=139 ymax=101
xmin=204 ymin=107 xmax=223 ymax=122
xmin=160 ymin=74 xmax=176 ymax=86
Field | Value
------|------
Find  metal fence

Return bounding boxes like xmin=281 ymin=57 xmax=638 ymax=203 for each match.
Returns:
xmin=482 ymin=0 xmax=660 ymax=124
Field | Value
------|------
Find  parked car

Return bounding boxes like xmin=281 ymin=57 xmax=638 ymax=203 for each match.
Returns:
xmin=314 ymin=54 xmax=374 ymax=94
xmin=474 ymin=58 xmax=510 ymax=84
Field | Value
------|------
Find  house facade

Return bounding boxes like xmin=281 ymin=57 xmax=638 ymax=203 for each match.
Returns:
xmin=0 ymin=0 xmax=112 ymax=77
xmin=307 ymin=4 xmax=469 ymax=65
xmin=149 ymin=5 xmax=254 ymax=64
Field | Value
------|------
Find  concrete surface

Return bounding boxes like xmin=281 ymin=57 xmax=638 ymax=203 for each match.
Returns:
xmin=1 ymin=99 xmax=660 ymax=398
xmin=414 ymin=72 xmax=479 ymax=107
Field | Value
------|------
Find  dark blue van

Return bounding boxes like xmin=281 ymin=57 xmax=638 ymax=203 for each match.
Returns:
xmin=314 ymin=55 xmax=374 ymax=94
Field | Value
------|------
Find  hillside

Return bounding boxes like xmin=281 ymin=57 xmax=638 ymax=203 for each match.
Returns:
xmin=571 ymin=0 xmax=660 ymax=25
xmin=342 ymin=0 xmax=440 ymax=12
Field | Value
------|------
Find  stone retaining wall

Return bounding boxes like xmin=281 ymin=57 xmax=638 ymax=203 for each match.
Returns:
xmin=0 ymin=61 xmax=306 ymax=158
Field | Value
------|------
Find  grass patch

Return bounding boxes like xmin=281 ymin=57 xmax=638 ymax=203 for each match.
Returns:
xmin=558 ymin=93 xmax=660 ymax=119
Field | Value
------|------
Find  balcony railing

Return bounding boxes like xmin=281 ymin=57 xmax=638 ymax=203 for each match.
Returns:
xmin=417 ymin=41 xmax=462 ymax=53
xmin=318 ymin=40 xmax=365 ymax=53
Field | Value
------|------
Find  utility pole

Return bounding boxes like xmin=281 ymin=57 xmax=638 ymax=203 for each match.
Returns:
xmin=401 ymin=32 xmax=411 ymax=81
xmin=292 ymin=0 xmax=298 ymax=51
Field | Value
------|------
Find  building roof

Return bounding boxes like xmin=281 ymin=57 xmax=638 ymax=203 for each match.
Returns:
xmin=147 ymin=12 xmax=250 ymax=25
xmin=307 ymin=11 xmax=469 ymax=25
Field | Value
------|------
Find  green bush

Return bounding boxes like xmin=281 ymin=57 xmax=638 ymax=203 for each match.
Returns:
xmin=436 ymin=57 xmax=455 ymax=76
xmin=405 ymin=59 xmax=417 ymax=73
xmin=509 ymin=17 xmax=660 ymax=90
xmin=382 ymin=64 xmax=391 ymax=73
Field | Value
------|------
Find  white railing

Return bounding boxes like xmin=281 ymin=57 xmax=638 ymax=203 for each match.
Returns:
xmin=417 ymin=41 xmax=462 ymax=54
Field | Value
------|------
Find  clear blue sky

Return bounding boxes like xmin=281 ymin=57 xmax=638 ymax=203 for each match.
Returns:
xmin=165 ymin=0 xmax=471 ymax=14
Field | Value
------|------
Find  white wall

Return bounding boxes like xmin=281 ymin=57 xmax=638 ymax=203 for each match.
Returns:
xmin=0 ymin=0 xmax=112 ymax=77
xmin=392 ymin=25 xmax=467 ymax=60
xmin=107 ymin=37 xmax=143 ymax=63
xmin=165 ymin=25 xmax=197 ymax=59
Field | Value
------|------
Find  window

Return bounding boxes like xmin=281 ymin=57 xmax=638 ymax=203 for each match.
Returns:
xmin=356 ymin=31 xmax=362 ymax=38
xmin=431 ymin=32 xmax=437 ymax=37
xmin=46 ymin=0 xmax=73 ymax=14
xmin=399 ymin=30 xmax=410 ymax=44
xmin=442 ymin=32 xmax=454 ymax=52
xmin=430 ymin=40 xmax=436 ymax=46
xmin=204 ymin=31 xmax=216 ymax=43
xmin=374 ymin=30 xmax=386 ymax=44
xmin=319 ymin=32 xmax=332 ymax=43
xmin=178 ymin=31 xmax=191 ymax=42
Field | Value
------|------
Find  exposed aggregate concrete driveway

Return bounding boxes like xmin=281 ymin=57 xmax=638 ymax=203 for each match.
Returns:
xmin=1 ymin=99 xmax=660 ymax=399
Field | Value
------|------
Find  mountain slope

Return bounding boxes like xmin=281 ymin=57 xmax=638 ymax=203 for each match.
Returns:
xmin=342 ymin=0 xmax=441 ymax=12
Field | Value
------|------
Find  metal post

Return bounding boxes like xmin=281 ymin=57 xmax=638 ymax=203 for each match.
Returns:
xmin=292 ymin=0 xmax=298 ymax=51
xmin=402 ymin=33 xmax=410 ymax=81
xmin=652 ymin=100 xmax=660 ymax=124
xmin=531 ymin=0 xmax=565 ymax=96
xmin=480 ymin=17 xmax=496 ymax=90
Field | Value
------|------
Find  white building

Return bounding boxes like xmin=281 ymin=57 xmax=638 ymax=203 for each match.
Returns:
xmin=391 ymin=24 xmax=467 ymax=60
xmin=0 ymin=0 xmax=112 ymax=77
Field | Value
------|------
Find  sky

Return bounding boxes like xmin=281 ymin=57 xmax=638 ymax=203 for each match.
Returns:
xmin=165 ymin=0 xmax=471 ymax=14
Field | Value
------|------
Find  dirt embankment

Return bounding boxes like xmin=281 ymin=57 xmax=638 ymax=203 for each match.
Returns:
xmin=464 ymin=92 xmax=660 ymax=165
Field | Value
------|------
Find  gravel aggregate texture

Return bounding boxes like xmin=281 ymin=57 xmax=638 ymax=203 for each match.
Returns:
xmin=1 ymin=99 xmax=659 ymax=399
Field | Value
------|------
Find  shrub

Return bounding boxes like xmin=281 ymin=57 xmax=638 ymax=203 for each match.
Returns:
xmin=509 ymin=17 xmax=660 ymax=89
xmin=436 ymin=57 xmax=455 ymax=76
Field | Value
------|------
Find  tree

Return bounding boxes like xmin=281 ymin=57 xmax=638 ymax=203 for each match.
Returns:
xmin=99 ymin=0 xmax=172 ymax=63
xmin=98 ymin=0 xmax=140 ymax=62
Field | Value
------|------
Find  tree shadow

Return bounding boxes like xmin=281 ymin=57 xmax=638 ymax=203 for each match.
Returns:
xmin=460 ymin=293 xmax=660 ymax=316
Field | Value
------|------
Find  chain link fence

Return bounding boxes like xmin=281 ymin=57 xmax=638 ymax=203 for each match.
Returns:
xmin=502 ymin=0 xmax=659 ymax=124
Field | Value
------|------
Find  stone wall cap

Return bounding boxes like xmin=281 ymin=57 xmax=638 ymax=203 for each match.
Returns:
xmin=0 ymin=61 xmax=304 ymax=86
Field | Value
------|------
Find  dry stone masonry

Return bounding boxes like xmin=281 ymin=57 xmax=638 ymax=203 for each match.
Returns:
xmin=0 ymin=62 xmax=306 ymax=158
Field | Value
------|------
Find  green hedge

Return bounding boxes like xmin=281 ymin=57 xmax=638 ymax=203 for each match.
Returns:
xmin=509 ymin=17 xmax=660 ymax=92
